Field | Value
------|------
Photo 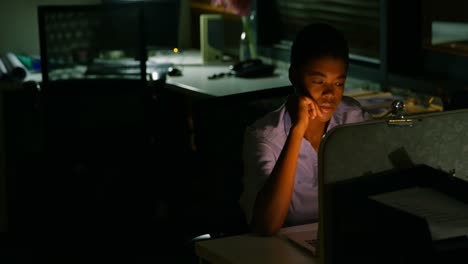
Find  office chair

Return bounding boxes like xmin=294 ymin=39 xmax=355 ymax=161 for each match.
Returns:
xmin=33 ymin=4 xmax=162 ymax=243
xmin=173 ymin=88 xmax=291 ymax=263
xmin=188 ymin=88 xmax=291 ymax=237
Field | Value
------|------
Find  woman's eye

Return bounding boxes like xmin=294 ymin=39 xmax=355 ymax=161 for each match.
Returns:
xmin=335 ymin=82 xmax=344 ymax=87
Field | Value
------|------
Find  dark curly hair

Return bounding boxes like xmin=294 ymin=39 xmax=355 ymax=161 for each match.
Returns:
xmin=290 ymin=23 xmax=349 ymax=69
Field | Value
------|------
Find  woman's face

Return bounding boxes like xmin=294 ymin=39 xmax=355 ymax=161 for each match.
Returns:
xmin=290 ymin=56 xmax=347 ymax=122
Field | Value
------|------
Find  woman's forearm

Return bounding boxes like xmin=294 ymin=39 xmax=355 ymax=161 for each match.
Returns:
xmin=251 ymin=125 xmax=305 ymax=235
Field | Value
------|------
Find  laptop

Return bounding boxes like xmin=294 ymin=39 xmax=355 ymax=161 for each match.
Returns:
xmin=318 ymin=109 xmax=468 ymax=263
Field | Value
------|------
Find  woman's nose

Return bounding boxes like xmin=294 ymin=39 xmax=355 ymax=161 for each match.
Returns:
xmin=322 ymin=84 xmax=335 ymax=95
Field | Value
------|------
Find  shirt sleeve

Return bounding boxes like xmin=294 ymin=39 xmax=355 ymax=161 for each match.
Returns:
xmin=362 ymin=108 xmax=374 ymax=121
xmin=239 ymin=127 xmax=277 ymax=225
xmin=342 ymin=96 xmax=374 ymax=122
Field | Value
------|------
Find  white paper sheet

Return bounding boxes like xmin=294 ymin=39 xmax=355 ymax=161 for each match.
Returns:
xmin=369 ymin=187 xmax=468 ymax=240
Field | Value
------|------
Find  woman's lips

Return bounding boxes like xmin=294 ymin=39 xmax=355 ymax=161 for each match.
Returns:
xmin=320 ymin=103 xmax=335 ymax=113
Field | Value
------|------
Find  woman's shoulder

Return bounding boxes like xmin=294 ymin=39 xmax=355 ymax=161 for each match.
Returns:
xmin=335 ymin=95 xmax=373 ymax=123
xmin=338 ymin=95 xmax=364 ymax=111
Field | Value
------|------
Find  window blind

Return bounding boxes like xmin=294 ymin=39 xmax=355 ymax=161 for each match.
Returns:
xmin=261 ymin=0 xmax=380 ymax=63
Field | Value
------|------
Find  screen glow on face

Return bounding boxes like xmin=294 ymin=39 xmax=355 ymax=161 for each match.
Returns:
xmin=297 ymin=56 xmax=346 ymax=121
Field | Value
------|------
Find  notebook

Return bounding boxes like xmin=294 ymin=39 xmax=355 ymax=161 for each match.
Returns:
xmin=280 ymin=222 xmax=318 ymax=256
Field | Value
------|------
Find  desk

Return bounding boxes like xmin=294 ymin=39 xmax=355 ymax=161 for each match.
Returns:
xmin=153 ymin=50 xmax=291 ymax=98
xmin=195 ymin=223 xmax=318 ymax=264
xmin=165 ymin=65 xmax=290 ymax=98
xmin=30 ymin=49 xmax=292 ymax=98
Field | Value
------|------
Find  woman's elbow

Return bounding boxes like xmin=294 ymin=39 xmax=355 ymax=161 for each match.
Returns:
xmin=251 ymin=221 xmax=281 ymax=236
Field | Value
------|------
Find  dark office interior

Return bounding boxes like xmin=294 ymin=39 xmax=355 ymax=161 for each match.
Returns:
xmin=1 ymin=0 xmax=468 ymax=262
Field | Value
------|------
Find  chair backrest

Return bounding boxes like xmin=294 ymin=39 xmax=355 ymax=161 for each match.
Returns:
xmin=35 ymin=4 xmax=158 ymax=236
xmin=191 ymin=86 xmax=292 ymax=235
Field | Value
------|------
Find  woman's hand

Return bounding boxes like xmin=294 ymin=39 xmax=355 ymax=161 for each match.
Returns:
xmin=286 ymin=94 xmax=324 ymax=134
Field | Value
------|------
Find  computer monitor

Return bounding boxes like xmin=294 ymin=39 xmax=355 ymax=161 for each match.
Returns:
xmin=38 ymin=4 xmax=146 ymax=83
xmin=38 ymin=2 xmax=180 ymax=83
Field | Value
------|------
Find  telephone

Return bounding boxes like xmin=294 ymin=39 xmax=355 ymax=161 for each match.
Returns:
xmin=230 ymin=58 xmax=275 ymax=78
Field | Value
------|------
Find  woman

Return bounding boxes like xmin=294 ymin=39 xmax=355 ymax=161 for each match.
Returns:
xmin=239 ymin=23 xmax=372 ymax=235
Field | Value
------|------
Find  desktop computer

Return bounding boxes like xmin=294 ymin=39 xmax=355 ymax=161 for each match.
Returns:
xmin=200 ymin=14 xmax=224 ymax=63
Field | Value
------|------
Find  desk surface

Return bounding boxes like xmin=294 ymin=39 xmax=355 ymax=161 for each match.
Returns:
xmin=166 ymin=66 xmax=290 ymax=98
xmin=161 ymin=50 xmax=291 ymax=97
xmin=195 ymin=223 xmax=318 ymax=264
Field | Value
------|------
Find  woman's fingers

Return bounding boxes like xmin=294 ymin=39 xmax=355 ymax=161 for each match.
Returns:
xmin=302 ymin=96 xmax=321 ymax=120
xmin=308 ymin=102 xmax=316 ymax=119
xmin=291 ymin=94 xmax=326 ymax=122
xmin=314 ymin=102 xmax=325 ymax=120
